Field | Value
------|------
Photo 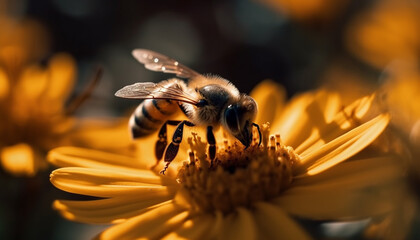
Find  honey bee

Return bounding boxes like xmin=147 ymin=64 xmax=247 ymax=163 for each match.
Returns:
xmin=115 ymin=49 xmax=261 ymax=174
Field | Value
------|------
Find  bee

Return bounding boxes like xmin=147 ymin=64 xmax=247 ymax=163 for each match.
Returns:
xmin=115 ymin=49 xmax=261 ymax=174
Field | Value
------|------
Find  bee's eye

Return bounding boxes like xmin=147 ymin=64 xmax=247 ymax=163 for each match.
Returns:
xmin=225 ymin=105 xmax=240 ymax=133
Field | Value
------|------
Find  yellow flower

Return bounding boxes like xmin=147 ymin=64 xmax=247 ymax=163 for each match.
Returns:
xmin=0 ymin=13 xmax=74 ymax=176
xmin=380 ymin=63 xmax=420 ymax=138
xmin=49 ymin=81 xmax=403 ymax=239
xmin=346 ymin=0 xmax=420 ymax=69
xmin=0 ymin=50 xmax=77 ymax=176
xmin=0 ymin=15 xmax=133 ymax=176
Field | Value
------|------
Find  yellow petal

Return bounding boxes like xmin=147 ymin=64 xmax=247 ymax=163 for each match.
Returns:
xmin=0 ymin=67 xmax=9 ymax=98
xmin=271 ymin=92 xmax=316 ymax=148
xmin=1 ymin=143 xmax=37 ymax=176
xmin=54 ymin=195 xmax=174 ymax=224
xmin=217 ymin=208 xmax=257 ymax=240
xmin=50 ymin=167 xmax=178 ymax=197
xmin=98 ymin=202 xmax=188 ymax=240
xmin=15 ymin=64 xmax=49 ymax=100
xmin=162 ymin=214 xmax=215 ymax=240
xmin=293 ymin=156 xmax=402 ymax=187
xmin=45 ymin=53 xmax=76 ymax=101
xmin=254 ymin=202 xmax=312 ymax=240
xmin=295 ymin=114 xmax=390 ymax=176
xmin=67 ymin=118 xmax=133 ymax=153
xmin=48 ymin=147 xmax=147 ymax=169
xmin=295 ymin=94 xmax=374 ymax=155
xmin=250 ymin=80 xmax=286 ymax=125
xmin=273 ymin=90 xmax=346 ymax=150
xmin=208 ymin=211 xmax=224 ymax=239
xmin=319 ymin=91 xmax=341 ymax=123
xmin=275 ymin=156 xmax=403 ymax=220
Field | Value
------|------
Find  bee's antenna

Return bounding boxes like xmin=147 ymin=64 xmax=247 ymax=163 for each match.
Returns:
xmin=252 ymin=123 xmax=262 ymax=146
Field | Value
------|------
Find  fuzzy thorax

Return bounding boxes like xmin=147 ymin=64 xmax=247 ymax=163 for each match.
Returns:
xmin=177 ymin=124 xmax=300 ymax=214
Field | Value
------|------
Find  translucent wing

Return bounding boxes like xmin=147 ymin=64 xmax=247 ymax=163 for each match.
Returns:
xmin=115 ymin=82 xmax=200 ymax=105
xmin=132 ymin=49 xmax=200 ymax=78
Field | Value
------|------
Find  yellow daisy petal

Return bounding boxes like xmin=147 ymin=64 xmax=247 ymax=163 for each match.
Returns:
xmin=50 ymin=167 xmax=178 ymax=197
xmin=295 ymin=94 xmax=375 ymax=155
xmin=295 ymin=114 xmax=390 ymax=176
xmin=162 ymin=214 xmax=215 ymax=240
xmin=15 ymin=64 xmax=49 ymax=101
xmin=293 ymin=156 xmax=402 ymax=187
xmin=98 ymin=202 xmax=188 ymax=240
xmin=254 ymin=202 xmax=312 ymax=240
xmin=319 ymin=91 xmax=342 ymax=123
xmin=304 ymin=90 xmax=342 ymax=128
xmin=54 ymin=196 xmax=174 ymax=224
xmin=217 ymin=208 xmax=257 ymax=240
xmin=44 ymin=53 xmax=76 ymax=101
xmin=275 ymin=157 xmax=402 ymax=220
xmin=48 ymin=146 xmax=147 ymax=169
xmin=67 ymin=119 xmax=133 ymax=153
xmin=272 ymin=91 xmax=316 ymax=148
xmin=250 ymin=79 xmax=286 ymax=125
xmin=273 ymin=89 xmax=341 ymax=149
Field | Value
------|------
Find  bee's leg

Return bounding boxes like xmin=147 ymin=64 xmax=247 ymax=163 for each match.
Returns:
xmin=155 ymin=121 xmax=181 ymax=159
xmin=206 ymin=126 xmax=216 ymax=166
xmin=153 ymin=120 xmax=181 ymax=169
xmin=161 ymin=120 xmax=195 ymax=174
xmin=252 ymin=123 xmax=262 ymax=146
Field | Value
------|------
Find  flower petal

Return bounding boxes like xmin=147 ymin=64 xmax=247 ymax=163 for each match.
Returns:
xmin=275 ymin=156 xmax=403 ymax=220
xmin=295 ymin=94 xmax=374 ymax=155
xmin=293 ymin=156 xmax=402 ymax=187
xmin=15 ymin=64 xmax=49 ymax=100
xmin=44 ymin=53 xmax=76 ymax=101
xmin=273 ymin=90 xmax=342 ymax=149
xmin=254 ymin=202 xmax=312 ymax=240
xmin=50 ymin=167 xmax=178 ymax=197
xmin=48 ymin=147 xmax=147 ymax=169
xmin=66 ymin=118 xmax=134 ymax=154
xmin=54 ymin=197 xmax=174 ymax=224
xmin=319 ymin=91 xmax=342 ymax=123
xmin=98 ymin=202 xmax=188 ymax=240
xmin=271 ymin=92 xmax=316 ymax=148
xmin=161 ymin=214 xmax=215 ymax=240
xmin=294 ymin=114 xmax=390 ymax=176
xmin=0 ymin=67 xmax=9 ymax=98
xmin=250 ymin=80 xmax=286 ymax=125
xmin=217 ymin=208 xmax=257 ymax=240
xmin=1 ymin=143 xmax=37 ymax=176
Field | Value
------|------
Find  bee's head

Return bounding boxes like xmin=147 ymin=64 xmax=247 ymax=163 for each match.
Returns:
xmin=222 ymin=95 xmax=258 ymax=148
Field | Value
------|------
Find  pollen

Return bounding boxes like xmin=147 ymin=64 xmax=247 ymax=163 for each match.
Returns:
xmin=177 ymin=124 xmax=300 ymax=214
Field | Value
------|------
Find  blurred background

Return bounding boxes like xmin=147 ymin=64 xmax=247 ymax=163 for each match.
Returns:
xmin=1 ymin=0 xmax=420 ymax=239
xmin=20 ymin=0 xmax=376 ymax=115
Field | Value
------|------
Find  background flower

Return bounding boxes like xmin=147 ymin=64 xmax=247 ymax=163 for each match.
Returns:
xmin=0 ymin=2 xmax=134 ymax=239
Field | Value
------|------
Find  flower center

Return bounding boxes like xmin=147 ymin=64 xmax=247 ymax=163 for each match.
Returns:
xmin=177 ymin=124 xmax=300 ymax=214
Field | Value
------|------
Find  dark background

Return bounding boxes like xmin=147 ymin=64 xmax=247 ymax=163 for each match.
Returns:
xmin=22 ymin=0 xmax=379 ymax=116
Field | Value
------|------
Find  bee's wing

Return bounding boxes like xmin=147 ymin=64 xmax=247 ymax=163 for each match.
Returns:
xmin=132 ymin=49 xmax=200 ymax=79
xmin=115 ymin=82 xmax=200 ymax=105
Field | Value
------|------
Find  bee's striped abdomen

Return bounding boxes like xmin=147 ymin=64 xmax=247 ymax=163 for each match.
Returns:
xmin=130 ymin=99 xmax=179 ymax=138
